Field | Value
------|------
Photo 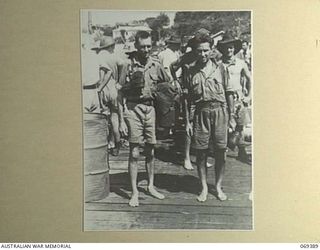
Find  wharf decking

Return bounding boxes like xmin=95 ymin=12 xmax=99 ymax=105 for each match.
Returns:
xmin=84 ymin=138 xmax=252 ymax=230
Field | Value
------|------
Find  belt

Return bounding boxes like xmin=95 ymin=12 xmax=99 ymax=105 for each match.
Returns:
xmin=83 ymin=83 xmax=99 ymax=90
xmin=127 ymin=100 xmax=154 ymax=106
xmin=196 ymin=101 xmax=224 ymax=110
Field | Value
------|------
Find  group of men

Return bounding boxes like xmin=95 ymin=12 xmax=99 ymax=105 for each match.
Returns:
xmin=82 ymin=29 xmax=252 ymax=207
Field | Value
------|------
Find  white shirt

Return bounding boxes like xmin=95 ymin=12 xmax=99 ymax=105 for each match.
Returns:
xmin=81 ymin=48 xmax=100 ymax=113
xmin=158 ymin=48 xmax=181 ymax=80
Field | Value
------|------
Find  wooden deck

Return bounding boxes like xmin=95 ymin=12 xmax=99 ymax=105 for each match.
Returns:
xmin=84 ymin=138 xmax=252 ymax=230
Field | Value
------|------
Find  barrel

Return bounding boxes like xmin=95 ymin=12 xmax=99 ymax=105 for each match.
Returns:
xmin=84 ymin=113 xmax=109 ymax=202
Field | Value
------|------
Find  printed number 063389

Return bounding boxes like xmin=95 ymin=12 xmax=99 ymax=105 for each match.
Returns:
xmin=300 ymin=244 xmax=319 ymax=248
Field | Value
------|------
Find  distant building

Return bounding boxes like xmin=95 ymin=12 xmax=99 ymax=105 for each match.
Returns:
xmin=112 ymin=25 xmax=152 ymax=41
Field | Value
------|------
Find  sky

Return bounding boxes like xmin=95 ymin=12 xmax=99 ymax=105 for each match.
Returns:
xmin=81 ymin=10 xmax=176 ymax=29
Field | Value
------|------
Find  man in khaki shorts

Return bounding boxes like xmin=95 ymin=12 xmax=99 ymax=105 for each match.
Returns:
xmin=185 ymin=33 xmax=234 ymax=202
xmin=118 ymin=31 xmax=170 ymax=207
xmin=92 ymin=36 xmax=126 ymax=156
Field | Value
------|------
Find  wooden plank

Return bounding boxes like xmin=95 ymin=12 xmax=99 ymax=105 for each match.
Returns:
xmin=85 ymin=202 xmax=252 ymax=216
xmin=84 ymin=221 xmax=252 ymax=230
xmin=87 ymin=138 xmax=253 ymax=231
xmin=108 ymin=179 xmax=252 ymax=190
xmin=108 ymin=172 xmax=252 ymax=182
xmin=89 ymin=192 xmax=252 ymax=207
xmin=107 ymin=185 xmax=252 ymax=196
xmin=84 ymin=211 xmax=252 ymax=230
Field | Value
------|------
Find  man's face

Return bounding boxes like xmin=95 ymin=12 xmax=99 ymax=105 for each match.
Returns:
xmin=224 ymin=44 xmax=235 ymax=58
xmin=242 ymin=42 xmax=248 ymax=51
xmin=196 ymin=42 xmax=211 ymax=64
xmin=135 ymin=37 xmax=152 ymax=59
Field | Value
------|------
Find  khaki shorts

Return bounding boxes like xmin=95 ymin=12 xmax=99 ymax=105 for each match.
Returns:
xmin=192 ymin=102 xmax=228 ymax=150
xmin=124 ymin=103 xmax=156 ymax=145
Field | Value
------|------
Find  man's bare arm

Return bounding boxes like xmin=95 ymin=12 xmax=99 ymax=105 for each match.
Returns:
xmin=242 ymin=64 xmax=252 ymax=98
xmin=117 ymin=60 xmax=129 ymax=86
xmin=117 ymin=90 xmax=128 ymax=137
xmin=226 ymin=91 xmax=236 ymax=131
xmin=98 ymin=68 xmax=113 ymax=92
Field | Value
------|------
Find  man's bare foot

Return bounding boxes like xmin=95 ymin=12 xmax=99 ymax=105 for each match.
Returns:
xmin=129 ymin=193 xmax=139 ymax=207
xmin=216 ymin=187 xmax=227 ymax=201
xmin=206 ymin=162 xmax=213 ymax=168
xmin=148 ymin=186 xmax=165 ymax=200
xmin=184 ymin=159 xmax=194 ymax=170
xmin=197 ymin=189 xmax=208 ymax=202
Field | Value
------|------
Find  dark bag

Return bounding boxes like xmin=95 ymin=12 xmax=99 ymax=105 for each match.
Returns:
xmin=155 ymin=82 xmax=180 ymax=128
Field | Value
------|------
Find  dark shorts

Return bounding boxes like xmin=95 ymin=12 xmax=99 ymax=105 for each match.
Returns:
xmin=124 ymin=103 xmax=156 ymax=145
xmin=192 ymin=102 xmax=228 ymax=150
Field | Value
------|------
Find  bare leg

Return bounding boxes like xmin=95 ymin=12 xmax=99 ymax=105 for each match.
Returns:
xmin=215 ymin=149 xmax=227 ymax=201
xmin=128 ymin=144 xmax=140 ymax=207
xmin=107 ymin=115 xmax=115 ymax=149
xmin=184 ymin=133 xmax=193 ymax=170
xmin=110 ymin=112 xmax=121 ymax=156
xmin=207 ymin=139 xmax=214 ymax=168
xmin=145 ymin=143 xmax=165 ymax=200
xmin=196 ymin=149 xmax=208 ymax=202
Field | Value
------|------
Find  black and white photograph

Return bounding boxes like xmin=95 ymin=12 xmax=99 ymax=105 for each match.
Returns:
xmin=81 ymin=10 xmax=253 ymax=230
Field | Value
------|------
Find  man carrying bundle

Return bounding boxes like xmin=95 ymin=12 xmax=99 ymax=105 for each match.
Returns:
xmin=118 ymin=31 xmax=170 ymax=207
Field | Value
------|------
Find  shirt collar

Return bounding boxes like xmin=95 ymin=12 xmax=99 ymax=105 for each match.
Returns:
xmin=198 ymin=59 xmax=216 ymax=78
xmin=132 ymin=56 xmax=155 ymax=69
xmin=222 ymin=56 xmax=237 ymax=66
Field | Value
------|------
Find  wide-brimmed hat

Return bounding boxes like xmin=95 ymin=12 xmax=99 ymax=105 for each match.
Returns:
xmin=216 ymin=33 xmax=242 ymax=54
xmin=195 ymin=28 xmax=210 ymax=36
xmin=92 ymin=36 xmax=115 ymax=51
xmin=186 ymin=28 xmax=212 ymax=49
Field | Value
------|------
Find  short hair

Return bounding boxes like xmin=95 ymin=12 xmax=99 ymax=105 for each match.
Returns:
xmin=192 ymin=33 xmax=213 ymax=48
xmin=135 ymin=31 xmax=151 ymax=44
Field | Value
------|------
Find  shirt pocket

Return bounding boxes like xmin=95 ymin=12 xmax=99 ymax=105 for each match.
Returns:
xmin=206 ymin=78 xmax=224 ymax=95
xmin=191 ymin=77 xmax=203 ymax=101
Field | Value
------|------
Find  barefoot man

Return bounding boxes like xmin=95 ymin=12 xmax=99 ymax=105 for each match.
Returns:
xmin=170 ymin=31 xmax=216 ymax=170
xmin=118 ymin=31 xmax=170 ymax=207
xmin=185 ymin=33 xmax=234 ymax=202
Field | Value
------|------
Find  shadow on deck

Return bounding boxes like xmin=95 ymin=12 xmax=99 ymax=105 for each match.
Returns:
xmin=84 ymin=138 xmax=253 ymax=230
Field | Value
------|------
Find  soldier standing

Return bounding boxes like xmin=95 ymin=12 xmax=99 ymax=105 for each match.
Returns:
xmin=118 ymin=31 xmax=170 ymax=207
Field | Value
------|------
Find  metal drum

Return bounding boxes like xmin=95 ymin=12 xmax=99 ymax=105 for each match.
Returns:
xmin=84 ymin=113 xmax=109 ymax=202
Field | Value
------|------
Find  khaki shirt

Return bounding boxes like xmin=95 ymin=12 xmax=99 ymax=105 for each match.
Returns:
xmin=124 ymin=56 xmax=170 ymax=104
xmin=187 ymin=60 xmax=229 ymax=104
